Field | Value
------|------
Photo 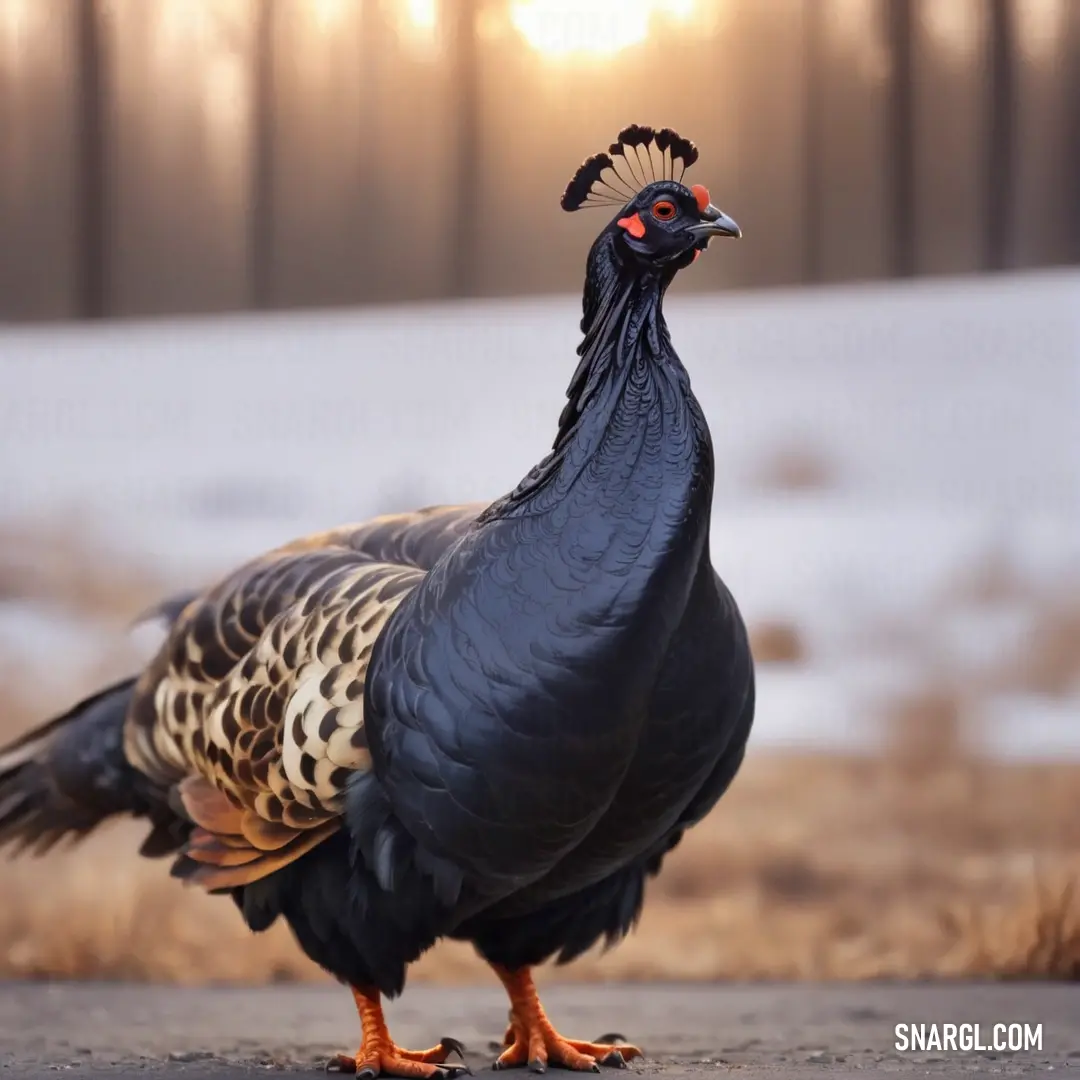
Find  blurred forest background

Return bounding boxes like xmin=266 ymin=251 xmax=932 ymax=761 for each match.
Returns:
xmin=0 ymin=0 xmax=1079 ymax=986
xmin=2 ymin=0 xmax=1080 ymax=318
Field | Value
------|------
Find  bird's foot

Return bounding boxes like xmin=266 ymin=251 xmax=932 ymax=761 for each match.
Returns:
xmin=326 ymin=1037 xmax=469 ymax=1078
xmin=489 ymin=966 xmax=642 ymax=1073
xmin=488 ymin=1019 xmax=518 ymax=1054
xmin=497 ymin=1022 xmax=629 ymax=1054
xmin=332 ymin=986 xmax=469 ymax=1078
xmin=493 ymin=1019 xmax=640 ymax=1073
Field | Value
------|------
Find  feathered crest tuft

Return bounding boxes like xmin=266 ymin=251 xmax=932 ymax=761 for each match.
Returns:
xmin=561 ymin=124 xmax=700 ymax=211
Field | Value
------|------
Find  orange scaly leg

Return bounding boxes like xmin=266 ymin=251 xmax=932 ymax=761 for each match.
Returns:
xmin=326 ymin=986 xmax=469 ymax=1077
xmin=490 ymin=966 xmax=642 ymax=1073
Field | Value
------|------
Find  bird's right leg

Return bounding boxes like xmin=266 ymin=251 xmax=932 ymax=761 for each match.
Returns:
xmin=326 ymin=986 xmax=469 ymax=1078
xmin=490 ymin=966 xmax=641 ymax=1072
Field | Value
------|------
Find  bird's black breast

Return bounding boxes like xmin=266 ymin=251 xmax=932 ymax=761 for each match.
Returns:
xmin=362 ymin=359 xmax=715 ymax=903
xmin=472 ymin=552 xmax=754 ymax=918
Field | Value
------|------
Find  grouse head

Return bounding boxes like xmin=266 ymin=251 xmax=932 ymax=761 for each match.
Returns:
xmin=561 ymin=124 xmax=740 ymax=273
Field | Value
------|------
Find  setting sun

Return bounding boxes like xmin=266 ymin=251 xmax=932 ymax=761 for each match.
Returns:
xmin=509 ymin=0 xmax=696 ymax=59
xmin=403 ymin=0 xmax=437 ymax=33
xmin=390 ymin=0 xmax=439 ymax=50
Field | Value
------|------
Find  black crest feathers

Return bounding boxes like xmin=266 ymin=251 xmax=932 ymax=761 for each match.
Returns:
xmin=561 ymin=124 xmax=700 ymax=212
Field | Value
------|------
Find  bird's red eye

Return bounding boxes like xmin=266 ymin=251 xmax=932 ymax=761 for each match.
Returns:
xmin=651 ymin=200 xmax=677 ymax=221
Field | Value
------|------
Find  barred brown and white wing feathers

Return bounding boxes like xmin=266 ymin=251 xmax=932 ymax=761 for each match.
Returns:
xmin=169 ymin=558 xmax=421 ymax=890
xmin=199 ymin=560 xmax=419 ymax=825
xmin=123 ymin=504 xmax=480 ymax=791
xmin=116 ymin=510 xmax=485 ymax=891
xmin=124 ymin=533 xmax=376 ymax=788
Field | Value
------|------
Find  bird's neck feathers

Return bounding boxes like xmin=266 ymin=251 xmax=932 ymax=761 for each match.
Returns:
xmin=553 ymin=231 xmax=678 ymax=449
xmin=485 ymin=232 xmax=709 ymax=520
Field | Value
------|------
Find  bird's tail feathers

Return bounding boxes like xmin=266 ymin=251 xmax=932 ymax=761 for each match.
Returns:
xmin=0 ymin=677 xmax=164 ymax=856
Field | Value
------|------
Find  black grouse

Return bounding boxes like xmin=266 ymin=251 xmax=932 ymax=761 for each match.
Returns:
xmin=0 ymin=124 xmax=755 ymax=1077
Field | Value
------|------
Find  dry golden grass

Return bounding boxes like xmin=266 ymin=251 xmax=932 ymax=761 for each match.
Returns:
xmin=1 ymin=525 xmax=1078 ymax=985
xmin=747 ymin=620 xmax=805 ymax=665
xmin=749 ymin=443 xmax=836 ymax=493
xmin=2 ymin=746 xmax=1078 ymax=985
xmin=0 ymin=521 xmax=163 ymax=622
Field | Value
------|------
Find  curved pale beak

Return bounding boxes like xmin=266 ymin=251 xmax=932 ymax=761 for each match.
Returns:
xmin=688 ymin=204 xmax=741 ymax=241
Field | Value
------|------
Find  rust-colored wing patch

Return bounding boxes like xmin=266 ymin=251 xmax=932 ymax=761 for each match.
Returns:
xmin=174 ymin=777 xmax=339 ymax=890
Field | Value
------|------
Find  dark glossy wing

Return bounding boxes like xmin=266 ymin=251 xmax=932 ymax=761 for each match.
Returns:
xmin=360 ymin=513 xmax=646 ymax=914
xmin=344 ymin=503 xmax=485 ymax=569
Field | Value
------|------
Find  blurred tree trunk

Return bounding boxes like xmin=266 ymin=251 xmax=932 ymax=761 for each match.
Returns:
xmin=801 ymin=0 xmax=824 ymax=284
xmin=76 ymin=0 xmax=107 ymax=318
xmin=355 ymin=0 xmax=381 ymax=302
xmin=250 ymin=0 xmax=276 ymax=309
xmin=884 ymin=0 xmax=915 ymax=278
xmin=447 ymin=0 xmax=480 ymax=297
xmin=1065 ymin=0 xmax=1080 ymax=263
xmin=984 ymin=0 xmax=1016 ymax=271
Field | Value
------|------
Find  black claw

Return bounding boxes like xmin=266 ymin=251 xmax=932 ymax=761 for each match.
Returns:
xmin=599 ymin=1052 xmax=627 ymax=1069
xmin=492 ymin=1060 xmax=507 ymax=1072
xmin=356 ymin=1068 xmax=377 ymax=1080
xmin=440 ymin=1038 xmax=468 ymax=1060
xmin=588 ymin=1065 xmax=601 ymax=1074
xmin=528 ymin=1058 xmax=547 ymax=1074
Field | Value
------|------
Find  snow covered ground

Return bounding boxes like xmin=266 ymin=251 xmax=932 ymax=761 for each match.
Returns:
xmin=1 ymin=269 xmax=1077 ymax=758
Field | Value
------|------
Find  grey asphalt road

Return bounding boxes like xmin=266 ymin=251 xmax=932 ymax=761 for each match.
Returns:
xmin=0 ymin=982 xmax=1075 ymax=1079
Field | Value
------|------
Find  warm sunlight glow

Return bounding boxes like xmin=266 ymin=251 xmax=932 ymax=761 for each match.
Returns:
xmin=152 ymin=0 xmax=248 ymax=55
xmin=919 ymin=0 xmax=983 ymax=60
xmin=0 ymin=0 xmax=43 ymax=71
xmin=825 ymin=0 xmax=877 ymax=45
xmin=310 ymin=0 xmax=351 ymax=33
xmin=133 ymin=0 xmax=251 ymax=214
xmin=156 ymin=0 xmax=211 ymax=51
xmin=1015 ymin=0 xmax=1066 ymax=61
xmin=510 ymin=0 xmax=696 ymax=59
xmin=824 ymin=0 xmax=889 ymax=86
xmin=389 ymin=0 xmax=439 ymax=51
xmin=0 ymin=0 xmax=33 ymax=48
xmin=404 ymin=0 xmax=437 ymax=33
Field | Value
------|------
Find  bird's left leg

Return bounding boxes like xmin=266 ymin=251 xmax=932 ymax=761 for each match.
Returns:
xmin=327 ymin=986 xmax=469 ymax=1078
xmin=489 ymin=965 xmax=641 ymax=1073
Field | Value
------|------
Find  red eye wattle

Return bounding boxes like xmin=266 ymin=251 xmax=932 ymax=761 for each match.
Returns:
xmin=651 ymin=200 xmax=677 ymax=221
